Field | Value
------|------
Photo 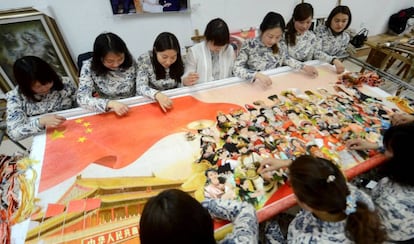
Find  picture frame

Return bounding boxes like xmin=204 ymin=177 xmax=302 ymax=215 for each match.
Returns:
xmin=310 ymin=17 xmax=326 ymax=31
xmin=110 ymin=0 xmax=190 ymax=15
xmin=0 ymin=8 xmax=78 ymax=94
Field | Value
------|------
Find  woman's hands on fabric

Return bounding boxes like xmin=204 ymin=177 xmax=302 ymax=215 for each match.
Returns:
xmin=302 ymin=65 xmax=318 ymax=78
xmin=333 ymin=59 xmax=345 ymax=74
xmin=345 ymin=138 xmax=378 ymax=150
xmin=39 ymin=114 xmax=67 ymax=128
xmin=183 ymin=72 xmax=199 ymax=86
xmin=254 ymin=72 xmax=273 ymax=88
xmin=107 ymin=100 xmax=129 ymax=116
xmin=155 ymin=92 xmax=173 ymax=112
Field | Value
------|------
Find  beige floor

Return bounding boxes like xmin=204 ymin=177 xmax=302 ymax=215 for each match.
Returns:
xmin=1 ymin=58 xmax=413 ymax=155
xmin=0 ymin=136 xmax=32 ymax=155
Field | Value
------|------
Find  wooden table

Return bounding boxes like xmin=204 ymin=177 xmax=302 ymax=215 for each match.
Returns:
xmin=363 ymin=36 xmax=414 ymax=81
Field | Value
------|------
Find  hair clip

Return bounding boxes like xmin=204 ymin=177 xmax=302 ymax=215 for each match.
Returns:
xmin=345 ymin=194 xmax=357 ymax=215
xmin=326 ymin=175 xmax=336 ymax=183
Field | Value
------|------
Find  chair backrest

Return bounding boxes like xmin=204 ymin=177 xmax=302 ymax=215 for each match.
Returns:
xmin=77 ymin=52 xmax=93 ymax=75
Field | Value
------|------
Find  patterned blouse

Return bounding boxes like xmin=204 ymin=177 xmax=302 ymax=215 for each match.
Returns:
xmin=262 ymin=184 xmax=374 ymax=243
xmin=286 ymin=30 xmax=331 ymax=63
xmin=77 ymin=59 xmax=158 ymax=113
xmin=6 ymin=77 xmax=77 ymax=141
xmin=233 ymin=37 xmax=303 ymax=81
xmin=202 ymin=199 xmax=258 ymax=243
xmin=136 ymin=52 xmax=179 ymax=91
xmin=371 ymin=177 xmax=414 ymax=241
xmin=314 ymin=25 xmax=350 ymax=60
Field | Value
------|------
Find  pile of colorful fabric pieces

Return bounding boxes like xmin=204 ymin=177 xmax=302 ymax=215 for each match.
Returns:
xmin=337 ymin=71 xmax=384 ymax=87
xmin=0 ymin=155 xmax=38 ymax=243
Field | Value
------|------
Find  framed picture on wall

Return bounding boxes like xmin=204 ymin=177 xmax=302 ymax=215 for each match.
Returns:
xmin=0 ymin=8 xmax=78 ymax=94
xmin=110 ymin=0 xmax=190 ymax=15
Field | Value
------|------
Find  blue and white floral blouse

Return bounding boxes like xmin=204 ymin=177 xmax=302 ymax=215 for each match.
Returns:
xmin=137 ymin=52 xmax=179 ymax=91
xmin=6 ymin=77 xmax=77 ymax=141
xmin=202 ymin=199 xmax=259 ymax=243
xmin=233 ymin=37 xmax=303 ymax=82
xmin=286 ymin=30 xmax=331 ymax=63
xmin=314 ymin=25 xmax=350 ymax=60
xmin=262 ymin=184 xmax=374 ymax=243
xmin=77 ymin=59 xmax=158 ymax=113
xmin=371 ymin=177 xmax=414 ymax=242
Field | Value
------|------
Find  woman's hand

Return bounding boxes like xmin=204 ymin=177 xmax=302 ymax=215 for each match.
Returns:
xmin=333 ymin=59 xmax=345 ymax=74
xmin=257 ymin=158 xmax=291 ymax=181
xmin=107 ymin=100 xmax=129 ymax=116
xmin=254 ymin=72 xmax=273 ymax=88
xmin=302 ymin=65 xmax=318 ymax=77
xmin=155 ymin=92 xmax=173 ymax=112
xmin=345 ymin=138 xmax=378 ymax=150
xmin=39 ymin=114 xmax=67 ymax=128
xmin=182 ymin=72 xmax=199 ymax=86
xmin=390 ymin=113 xmax=414 ymax=126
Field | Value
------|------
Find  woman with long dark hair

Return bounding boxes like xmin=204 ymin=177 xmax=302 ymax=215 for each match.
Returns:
xmin=6 ymin=55 xmax=76 ymax=140
xmin=314 ymin=5 xmax=352 ymax=74
xmin=77 ymin=32 xmax=172 ymax=114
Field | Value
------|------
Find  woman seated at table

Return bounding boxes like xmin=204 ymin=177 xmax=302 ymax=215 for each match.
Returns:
xmin=6 ymin=56 xmax=77 ymax=141
xmin=314 ymin=5 xmax=352 ymax=74
xmin=77 ymin=32 xmax=172 ymax=115
xmin=366 ymin=123 xmax=414 ymax=242
xmin=233 ymin=11 xmax=316 ymax=88
xmin=285 ymin=3 xmax=333 ymax=76
xmin=136 ymin=32 xmax=184 ymax=97
xmin=182 ymin=18 xmax=235 ymax=86
xmin=346 ymin=122 xmax=414 ymax=242
xmin=258 ymin=155 xmax=387 ymax=243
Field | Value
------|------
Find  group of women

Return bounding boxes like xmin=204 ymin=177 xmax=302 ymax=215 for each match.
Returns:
xmin=139 ymin=121 xmax=414 ymax=244
xmin=4 ymin=2 xmax=414 ymax=243
xmin=6 ymin=3 xmax=352 ymax=141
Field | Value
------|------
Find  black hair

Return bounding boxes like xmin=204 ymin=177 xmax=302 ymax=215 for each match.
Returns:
xmin=285 ymin=3 xmax=314 ymax=46
xmin=204 ymin=18 xmax=230 ymax=46
xmin=260 ymin=12 xmax=285 ymax=54
xmin=152 ymin=32 xmax=184 ymax=84
xmin=325 ymin=5 xmax=352 ymax=36
xmin=13 ymin=56 xmax=63 ymax=102
xmin=91 ymin=32 xmax=133 ymax=76
xmin=140 ymin=189 xmax=216 ymax=244
xmin=289 ymin=155 xmax=387 ymax=243
xmin=380 ymin=122 xmax=414 ymax=186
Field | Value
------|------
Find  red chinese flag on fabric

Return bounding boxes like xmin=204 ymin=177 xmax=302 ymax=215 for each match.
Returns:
xmin=44 ymin=203 xmax=65 ymax=218
xmin=85 ymin=198 xmax=101 ymax=211
xmin=66 ymin=199 xmax=86 ymax=213
xmin=41 ymin=96 xmax=243 ymax=192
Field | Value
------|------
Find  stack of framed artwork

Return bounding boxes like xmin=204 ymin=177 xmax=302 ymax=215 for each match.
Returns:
xmin=0 ymin=8 xmax=77 ymax=96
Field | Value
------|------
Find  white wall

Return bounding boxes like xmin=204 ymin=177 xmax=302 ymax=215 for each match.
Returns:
xmin=1 ymin=0 xmax=413 ymax=67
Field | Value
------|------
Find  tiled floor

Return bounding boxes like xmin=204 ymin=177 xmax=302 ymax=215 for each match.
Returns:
xmin=1 ymin=57 xmax=413 ymax=156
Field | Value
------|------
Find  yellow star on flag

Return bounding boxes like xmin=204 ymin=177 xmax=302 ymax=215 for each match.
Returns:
xmin=85 ymin=128 xmax=93 ymax=134
xmin=78 ymin=137 xmax=87 ymax=143
xmin=51 ymin=129 xmax=65 ymax=140
xmin=83 ymin=122 xmax=91 ymax=127
xmin=75 ymin=119 xmax=83 ymax=124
